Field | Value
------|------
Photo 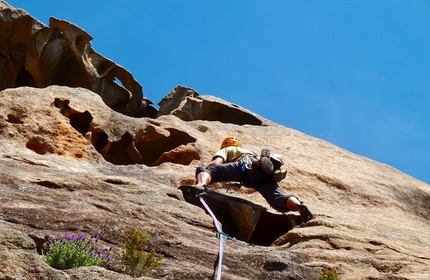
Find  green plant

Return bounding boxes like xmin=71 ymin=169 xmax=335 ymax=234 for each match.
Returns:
xmin=121 ymin=229 xmax=163 ymax=277
xmin=42 ymin=232 xmax=113 ymax=270
xmin=318 ymin=267 xmax=340 ymax=280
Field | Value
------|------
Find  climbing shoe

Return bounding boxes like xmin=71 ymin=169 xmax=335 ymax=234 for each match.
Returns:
xmin=298 ymin=202 xmax=313 ymax=223
xmin=272 ymin=168 xmax=287 ymax=182
xmin=270 ymin=155 xmax=284 ymax=170
xmin=259 ymin=148 xmax=274 ymax=174
xmin=178 ymin=185 xmax=206 ymax=195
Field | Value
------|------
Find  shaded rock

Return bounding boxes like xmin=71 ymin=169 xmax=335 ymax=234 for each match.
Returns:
xmin=0 ymin=86 xmax=198 ymax=166
xmin=0 ymin=1 xmax=157 ymax=117
xmin=181 ymin=190 xmax=265 ymax=243
xmin=188 ymin=190 xmax=303 ymax=247
xmin=157 ymin=85 xmax=200 ymax=116
xmin=158 ymin=85 xmax=267 ymax=126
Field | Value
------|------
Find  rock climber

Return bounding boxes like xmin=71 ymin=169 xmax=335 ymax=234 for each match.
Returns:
xmin=180 ymin=136 xmax=313 ymax=223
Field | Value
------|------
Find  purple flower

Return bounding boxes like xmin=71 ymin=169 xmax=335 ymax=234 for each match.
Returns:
xmin=97 ymin=248 xmax=105 ymax=256
xmin=61 ymin=233 xmax=73 ymax=242
xmin=69 ymin=234 xmax=78 ymax=242
xmin=77 ymin=233 xmax=87 ymax=241
xmin=91 ymin=232 xmax=101 ymax=242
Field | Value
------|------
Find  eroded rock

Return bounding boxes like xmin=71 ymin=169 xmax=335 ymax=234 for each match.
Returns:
xmin=0 ymin=1 xmax=157 ymax=117
xmin=1 ymin=2 xmax=430 ymax=280
xmin=1 ymin=85 xmax=430 ymax=280
xmin=0 ymin=86 xmax=198 ymax=166
xmin=158 ymin=85 xmax=267 ymax=126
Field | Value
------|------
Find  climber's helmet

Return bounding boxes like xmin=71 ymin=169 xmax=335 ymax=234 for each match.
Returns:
xmin=220 ymin=137 xmax=241 ymax=149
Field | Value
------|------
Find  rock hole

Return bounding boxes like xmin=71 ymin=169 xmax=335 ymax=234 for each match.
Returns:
xmin=54 ymin=98 xmax=93 ymax=136
xmin=263 ymin=261 xmax=288 ymax=271
xmin=96 ymin=60 xmax=114 ymax=76
xmin=74 ymin=35 xmax=86 ymax=52
xmin=135 ymin=128 xmax=197 ymax=165
xmin=201 ymin=101 xmax=263 ymax=125
xmin=15 ymin=67 xmax=37 ymax=87
xmin=91 ymin=131 xmax=109 ymax=151
xmin=51 ymin=44 xmax=92 ymax=88
xmin=74 ymin=153 xmax=84 ymax=158
xmin=35 ymin=180 xmax=62 ymax=189
xmin=249 ymin=211 xmax=297 ymax=246
xmin=53 ymin=98 xmax=198 ymax=167
xmin=54 ymin=97 xmax=112 ymax=157
xmin=54 ymin=98 xmax=73 ymax=116
xmin=29 ymin=234 xmax=47 ymax=255
xmin=113 ymin=77 xmax=124 ymax=88
xmin=180 ymin=191 xmax=299 ymax=246
xmin=104 ymin=132 xmax=135 ymax=165
xmin=26 ymin=136 xmax=49 ymax=155
xmin=68 ymin=111 xmax=93 ymax=136
xmin=6 ymin=114 xmax=24 ymax=124
xmin=104 ymin=178 xmax=129 ymax=185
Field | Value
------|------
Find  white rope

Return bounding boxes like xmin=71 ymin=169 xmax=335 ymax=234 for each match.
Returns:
xmin=197 ymin=194 xmax=226 ymax=280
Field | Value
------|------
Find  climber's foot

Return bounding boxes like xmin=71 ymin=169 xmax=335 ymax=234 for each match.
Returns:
xmin=298 ymin=202 xmax=313 ymax=223
xmin=178 ymin=185 xmax=206 ymax=195
xmin=272 ymin=168 xmax=288 ymax=182
xmin=260 ymin=148 xmax=274 ymax=174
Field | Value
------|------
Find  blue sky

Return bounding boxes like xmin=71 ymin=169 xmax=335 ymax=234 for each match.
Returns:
xmin=6 ymin=1 xmax=430 ymax=185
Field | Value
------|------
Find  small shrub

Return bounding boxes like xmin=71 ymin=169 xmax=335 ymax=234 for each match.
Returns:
xmin=121 ymin=229 xmax=163 ymax=277
xmin=318 ymin=267 xmax=340 ymax=280
xmin=42 ymin=232 xmax=113 ymax=270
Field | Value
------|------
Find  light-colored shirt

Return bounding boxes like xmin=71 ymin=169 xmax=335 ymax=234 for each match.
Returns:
xmin=212 ymin=146 xmax=257 ymax=163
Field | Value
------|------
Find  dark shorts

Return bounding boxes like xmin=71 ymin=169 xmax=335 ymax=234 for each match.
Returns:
xmin=256 ymin=181 xmax=294 ymax=213
xmin=196 ymin=160 xmax=294 ymax=213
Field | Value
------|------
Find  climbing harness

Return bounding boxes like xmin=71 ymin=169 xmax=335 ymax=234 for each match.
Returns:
xmin=239 ymin=154 xmax=253 ymax=171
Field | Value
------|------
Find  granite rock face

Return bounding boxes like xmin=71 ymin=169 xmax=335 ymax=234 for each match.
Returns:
xmin=1 ymin=85 xmax=429 ymax=280
xmin=1 ymin=1 xmax=430 ymax=279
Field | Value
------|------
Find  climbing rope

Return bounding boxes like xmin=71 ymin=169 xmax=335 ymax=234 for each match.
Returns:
xmin=197 ymin=194 xmax=230 ymax=280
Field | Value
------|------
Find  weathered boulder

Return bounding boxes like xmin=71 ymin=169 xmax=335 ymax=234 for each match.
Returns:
xmin=0 ymin=86 xmax=199 ymax=167
xmin=158 ymin=85 xmax=267 ymax=126
xmin=1 ymin=85 xmax=429 ymax=280
xmin=0 ymin=1 xmax=156 ymax=117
